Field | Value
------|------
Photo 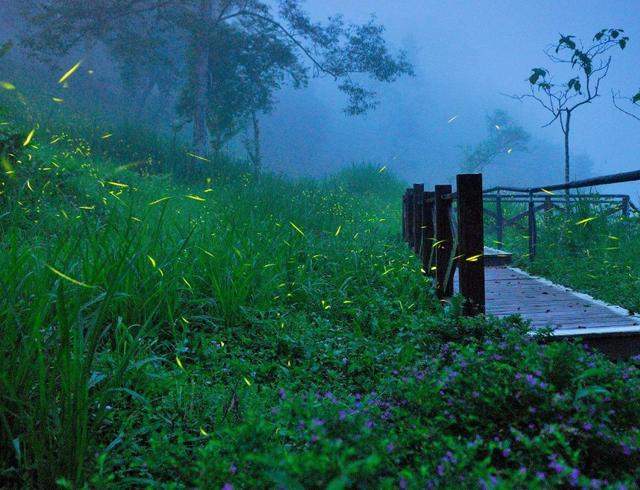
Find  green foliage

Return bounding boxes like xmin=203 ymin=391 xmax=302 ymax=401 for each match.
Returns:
xmin=1 ymin=124 xmax=640 ymax=488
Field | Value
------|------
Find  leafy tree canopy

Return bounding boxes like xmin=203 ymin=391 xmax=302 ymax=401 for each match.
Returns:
xmin=20 ymin=0 xmax=413 ymax=143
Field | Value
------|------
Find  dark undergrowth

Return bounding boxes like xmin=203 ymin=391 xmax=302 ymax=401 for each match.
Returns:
xmin=0 ymin=119 xmax=639 ymax=488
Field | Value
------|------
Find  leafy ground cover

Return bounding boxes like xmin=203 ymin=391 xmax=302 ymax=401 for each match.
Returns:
xmin=1 ymin=129 xmax=640 ymax=489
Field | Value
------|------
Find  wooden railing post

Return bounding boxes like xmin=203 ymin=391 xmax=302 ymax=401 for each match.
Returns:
xmin=622 ymin=196 xmax=630 ymax=218
xmin=457 ymin=174 xmax=485 ymax=316
xmin=434 ymin=184 xmax=453 ymax=298
xmin=495 ymin=192 xmax=503 ymax=246
xmin=406 ymin=188 xmax=415 ymax=248
xmin=413 ymin=184 xmax=424 ymax=254
xmin=528 ymin=191 xmax=537 ymax=260
xmin=402 ymin=191 xmax=407 ymax=242
xmin=422 ymin=191 xmax=435 ymax=275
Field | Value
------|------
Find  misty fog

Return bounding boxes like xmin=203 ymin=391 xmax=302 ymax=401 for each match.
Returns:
xmin=1 ymin=1 xmax=638 ymax=189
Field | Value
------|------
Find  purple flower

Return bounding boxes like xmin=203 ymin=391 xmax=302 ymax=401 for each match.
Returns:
xmin=472 ymin=391 xmax=480 ymax=398
xmin=229 ymin=463 xmax=237 ymax=475
xmin=324 ymin=391 xmax=336 ymax=402
xmin=536 ymin=471 xmax=546 ymax=480
xmin=399 ymin=477 xmax=408 ymax=489
xmin=437 ymin=464 xmax=445 ymax=476
xmin=621 ymin=444 xmax=631 ymax=456
xmin=365 ymin=419 xmax=374 ymax=429
xmin=338 ymin=410 xmax=347 ymax=420
xmin=548 ymin=460 xmax=564 ymax=474
xmin=386 ymin=443 xmax=395 ymax=453
xmin=519 ymin=466 xmax=527 ymax=474
xmin=569 ymin=468 xmax=580 ymax=486
xmin=222 ymin=484 xmax=233 ymax=490
xmin=502 ymin=448 xmax=511 ymax=458
xmin=582 ymin=422 xmax=593 ymax=431
xmin=278 ymin=388 xmax=286 ymax=400
xmin=311 ymin=418 xmax=325 ymax=427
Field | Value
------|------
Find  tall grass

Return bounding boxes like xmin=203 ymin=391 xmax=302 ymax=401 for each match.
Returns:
xmin=0 ymin=128 xmax=426 ymax=486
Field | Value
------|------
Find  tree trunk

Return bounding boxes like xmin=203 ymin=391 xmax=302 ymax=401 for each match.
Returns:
xmin=564 ymin=111 xmax=571 ymax=184
xmin=563 ymin=111 xmax=571 ymax=208
xmin=192 ymin=0 xmax=213 ymax=155
xmin=251 ymin=111 xmax=262 ymax=176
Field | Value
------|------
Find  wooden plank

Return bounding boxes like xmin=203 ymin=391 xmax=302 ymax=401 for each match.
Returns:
xmin=482 ymin=267 xmax=640 ymax=338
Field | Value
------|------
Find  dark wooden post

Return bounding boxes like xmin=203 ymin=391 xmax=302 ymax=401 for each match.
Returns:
xmin=528 ymin=192 xmax=537 ymax=260
xmin=622 ymin=196 xmax=630 ymax=218
xmin=495 ymin=192 xmax=503 ymax=246
xmin=422 ymin=191 xmax=435 ymax=275
xmin=434 ymin=184 xmax=453 ymax=298
xmin=406 ymin=188 xmax=415 ymax=248
xmin=413 ymin=184 xmax=424 ymax=254
xmin=544 ymin=196 xmax=553 ymax=212
xmin=402 ymin=191 xmax=407 ymax=242
xmin=457 ymin=174 xmax=485 ymax=316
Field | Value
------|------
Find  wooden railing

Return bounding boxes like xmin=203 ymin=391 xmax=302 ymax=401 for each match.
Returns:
xmin=402 ymin=174 xmax=485 ymax=316
xmin=402 ymin=169 xmax=640 ymax=316
xmin=483 ymin=172 xmax=638 ymax=260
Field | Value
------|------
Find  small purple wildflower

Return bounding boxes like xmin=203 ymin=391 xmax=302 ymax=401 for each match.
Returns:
xmin=569 ymin=468 xmax=580 ymax=486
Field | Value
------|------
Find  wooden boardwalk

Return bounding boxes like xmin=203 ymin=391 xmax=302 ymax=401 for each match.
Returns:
xmin=484 ymin=266 xmax=640 ymax=358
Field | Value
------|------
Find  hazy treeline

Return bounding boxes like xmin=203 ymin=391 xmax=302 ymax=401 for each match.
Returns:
xmin=1 ymin=2 xmax=638 ymax=187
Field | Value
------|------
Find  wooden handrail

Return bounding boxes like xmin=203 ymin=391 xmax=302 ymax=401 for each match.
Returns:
xmin=401 ymin=170 xmax=637 ymax=317
xmin=483 ymin=169 xmax=640 ymax=194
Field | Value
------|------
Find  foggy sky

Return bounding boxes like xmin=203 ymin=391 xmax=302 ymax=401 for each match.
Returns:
xmin=262 ymin=0 xmax=640 ymax=192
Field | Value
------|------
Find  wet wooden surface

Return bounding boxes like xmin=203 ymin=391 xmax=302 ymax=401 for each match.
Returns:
xmin=483 ymin=267 xmax=640 ymax=333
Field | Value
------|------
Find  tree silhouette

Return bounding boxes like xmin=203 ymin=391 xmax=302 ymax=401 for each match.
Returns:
xmin=513 ymin=29 xmax=628 ymax=186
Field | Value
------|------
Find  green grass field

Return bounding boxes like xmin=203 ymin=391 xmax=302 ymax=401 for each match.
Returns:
xmin=2 ymin=123 xmax=640 ymax=488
